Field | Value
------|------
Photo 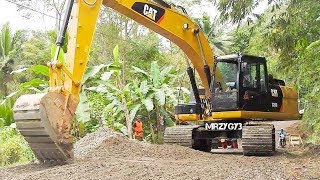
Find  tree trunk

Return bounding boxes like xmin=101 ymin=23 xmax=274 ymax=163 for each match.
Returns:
xmin=117 ymin=77 xmax=133 ymax=139
xmin=148 ymin=113 xmax=155 ymax=143
xmin=120 ymin=92 xmax=133 ymax=139
xmin=122 ymin=99 xmax=132 ymax=139
xmin=0 ymin=72 xmax=7 ymax=97
xmin=156 ymin=105 xmax=165 ymax=144
xmin=117 ymin=19 xmax=134 ymax=138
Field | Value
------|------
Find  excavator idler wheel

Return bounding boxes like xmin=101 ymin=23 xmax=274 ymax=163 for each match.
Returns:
xmin=13 ymin=93 xmax=78 ymax=164
xmin=242 ymin=124 xmax=275 ymax=156
xmin=164 ymin=125 xmax=200 ymax=147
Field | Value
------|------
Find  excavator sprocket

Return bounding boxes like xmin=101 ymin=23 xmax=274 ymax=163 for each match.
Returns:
xmin=13 ymin=93 xmax=78 ymax=163
xmin=164 ymin=125 xmax=200 ymax=147
xmin=242 ymin=124 xmax=275 ymax=156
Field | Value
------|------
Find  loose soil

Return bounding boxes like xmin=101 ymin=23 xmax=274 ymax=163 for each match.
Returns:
xmin=0 ymin=126 xmax=319 ymax=180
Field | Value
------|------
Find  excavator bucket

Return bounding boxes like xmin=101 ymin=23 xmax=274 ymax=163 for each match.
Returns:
xmin=13 ymin=92 xmax=78 ymax=163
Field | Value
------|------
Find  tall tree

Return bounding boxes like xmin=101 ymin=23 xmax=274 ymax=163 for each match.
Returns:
xmin=195 ymin=14 xmax=231 ymax=55
xmin=0 ymin=23 xmax=14 ymax=97
xmin=212 ymin=0 xmax=282 ymax=24
xmin=229 ymin=0 xmax=320 ymax=143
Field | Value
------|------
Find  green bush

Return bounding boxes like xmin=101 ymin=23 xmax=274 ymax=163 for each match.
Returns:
xmin=303 ymin=94 xmax=320 ymax=145
xmin=0 ymin=98 xmax=14 ymax=127
xmin=0 ymin=127 xmax=34 ymax=166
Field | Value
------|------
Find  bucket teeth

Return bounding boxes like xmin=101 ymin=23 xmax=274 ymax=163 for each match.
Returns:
xmin=13 ymin=93 xmax=75 ymax=164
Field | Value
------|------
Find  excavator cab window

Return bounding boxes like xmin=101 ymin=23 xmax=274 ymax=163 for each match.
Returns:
xmin=211 ymin=55 xmax=269 ymax=112
xmin=211 ymin=56 xmax=240 ymax=111
xmin=217 ymin=61 xmax=238 ymax=91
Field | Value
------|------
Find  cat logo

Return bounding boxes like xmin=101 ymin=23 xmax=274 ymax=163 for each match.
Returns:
xmin=132 ymin=2 xmax=165 ymax=24
xmin=143 ymin=4 xmax=158 ymax=21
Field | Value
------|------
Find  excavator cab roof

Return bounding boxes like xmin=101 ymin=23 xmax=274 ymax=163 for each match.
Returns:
xmin=216 ymin=54 xmax=266 ymax=64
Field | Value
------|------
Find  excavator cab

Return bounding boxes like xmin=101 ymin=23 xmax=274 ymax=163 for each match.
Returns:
xmin=175 ymin=54 xmax=298 ymax=121
xmin=212 ymin=54 xmax=269 ymax=112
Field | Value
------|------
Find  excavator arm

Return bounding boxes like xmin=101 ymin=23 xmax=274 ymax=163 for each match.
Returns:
xmin=65 ymin=0 xmax=221 ymax=95
xmin=13 ymin=0 xmax=223 ymax=163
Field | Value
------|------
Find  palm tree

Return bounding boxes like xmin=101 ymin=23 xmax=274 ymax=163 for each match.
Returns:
xmin=214 ymin=0 xmax=286 ymax=25
xmin=0 ymin=23 xmax=14 ymax=97
xmin=214 ymin=0 xmax=264 ymax=24
xmin=195 ymin=15 xmax=231 ymax=55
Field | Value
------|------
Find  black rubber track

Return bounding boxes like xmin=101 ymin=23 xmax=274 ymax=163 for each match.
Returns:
xmin=164 ymin=125 xmax=200 ymax=147
xmin=242 ymin=124 xmax=275 ymax=156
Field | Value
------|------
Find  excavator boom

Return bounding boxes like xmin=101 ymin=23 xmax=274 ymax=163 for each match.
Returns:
xmin=13 ymin=0 xmax=222 ymax=163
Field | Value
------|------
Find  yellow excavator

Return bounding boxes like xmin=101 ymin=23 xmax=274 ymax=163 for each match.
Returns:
xmin=13 ymin=0 xmax=299 ymax=163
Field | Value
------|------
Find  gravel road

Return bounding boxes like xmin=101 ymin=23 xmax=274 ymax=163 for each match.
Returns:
xmin=0 ymin=125 xmax=319 ymax=180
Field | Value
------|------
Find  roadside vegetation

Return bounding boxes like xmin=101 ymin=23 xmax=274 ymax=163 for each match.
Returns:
xmin=0 ymin=0 xmax=319 ymax=166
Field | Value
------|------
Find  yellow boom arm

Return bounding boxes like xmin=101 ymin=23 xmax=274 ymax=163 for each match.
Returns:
xmin=50 ymin=0 xmax=223 ymax=97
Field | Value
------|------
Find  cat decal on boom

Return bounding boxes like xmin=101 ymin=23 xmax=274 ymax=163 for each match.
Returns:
xmin=132 ymin=2 xmax=165 ymax=24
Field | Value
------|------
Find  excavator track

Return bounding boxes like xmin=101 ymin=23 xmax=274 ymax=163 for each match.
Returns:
xmin=13 ymin=93 xmax=74 ymax=164
xmin=242 ymin=124 xmax=275 ymax=156
xmin=164 ymin=125 xmax=200 ymax=147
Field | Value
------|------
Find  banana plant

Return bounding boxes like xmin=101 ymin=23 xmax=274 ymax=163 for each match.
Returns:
xmin=132 ymin=61 xmax=183 ymax=143
xmin=0 ymin=98 xmax=14 ymax=127
xmin=85 ymin=45 xmax=138 ymax=137
xmin=86 ymin=46 xmax=189 ymax=141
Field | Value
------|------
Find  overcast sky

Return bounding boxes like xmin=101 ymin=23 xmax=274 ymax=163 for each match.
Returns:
xmin=0 ymin=0 xmax=268 ymax=32
xmin=0 ymin=0 xmax=56 ymax=31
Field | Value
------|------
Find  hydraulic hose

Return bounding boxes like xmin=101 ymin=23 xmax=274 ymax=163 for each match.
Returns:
xmin=204 ymin=64 xmax=211 ymax=88
xmin=56 ymin=0 xmax=75 ymax=46
xmin=187 ymin=67 xmax=201 ymax=104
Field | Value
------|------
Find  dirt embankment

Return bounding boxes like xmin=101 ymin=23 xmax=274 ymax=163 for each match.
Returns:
xmin=0 ymin=128 xmax=319 ymax=180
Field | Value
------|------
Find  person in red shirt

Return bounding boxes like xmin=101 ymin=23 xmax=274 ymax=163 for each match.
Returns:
xmin=133 ymin=115 xmax=144 ymax=141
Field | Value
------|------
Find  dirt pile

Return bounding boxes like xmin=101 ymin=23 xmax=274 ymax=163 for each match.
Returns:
xmin=285 ymin=122 xmax=308 ymax=139
xmin=285 ymin=123 xmax=302 ymax=135
xmin=76 ymin=128 xmax=210 ymax=161
xmin=74 ymin=128 xmax=123 ymax=158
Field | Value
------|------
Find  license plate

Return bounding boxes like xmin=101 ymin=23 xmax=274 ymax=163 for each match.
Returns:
xmin=205 ymin=123 xmax=243 ymax=131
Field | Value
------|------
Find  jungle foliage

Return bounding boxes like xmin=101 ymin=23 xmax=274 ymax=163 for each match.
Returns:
xmin=226 ymin=0 xmax=320 ymax=143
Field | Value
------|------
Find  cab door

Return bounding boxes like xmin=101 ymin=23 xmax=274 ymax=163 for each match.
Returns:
xmin=239 ymin=57 xmax=268 ymax=111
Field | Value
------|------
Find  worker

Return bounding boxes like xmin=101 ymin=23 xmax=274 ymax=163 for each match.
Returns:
xmin=133 ymin=115 xmax=144 ymax=141
xmin=279 ymin=128 xmax=287 ymax=147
